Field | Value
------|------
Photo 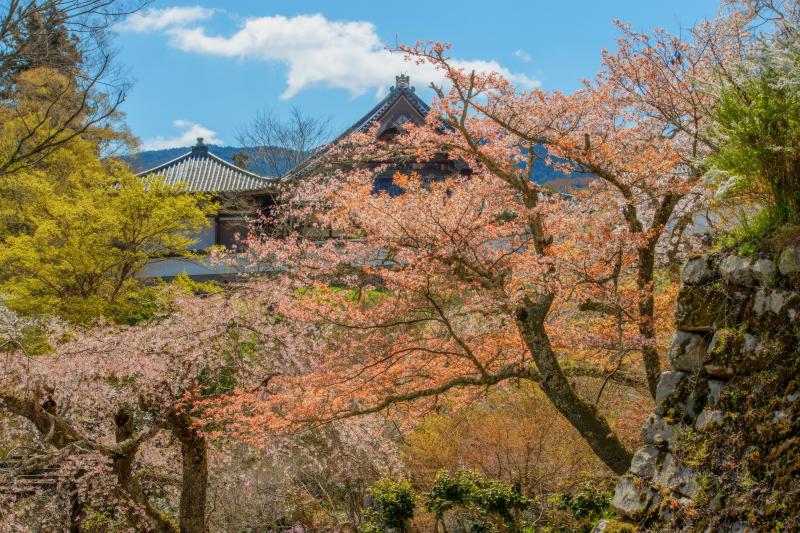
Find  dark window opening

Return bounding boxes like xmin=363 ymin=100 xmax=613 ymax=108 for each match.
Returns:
xmin=372 ymin=175 xmax=405 ymax=196
xmin=217 ymin=218 xmax=249 ymax=250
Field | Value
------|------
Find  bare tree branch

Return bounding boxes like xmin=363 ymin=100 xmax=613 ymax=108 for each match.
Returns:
xmin=236 ymin=105 xmax=331 ymax=178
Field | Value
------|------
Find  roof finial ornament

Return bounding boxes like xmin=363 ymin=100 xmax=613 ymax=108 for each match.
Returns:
xmin=192 ymin=136 xmax=209 ymax=156
xmin=395 ymin=74 xmax=410 ymax=89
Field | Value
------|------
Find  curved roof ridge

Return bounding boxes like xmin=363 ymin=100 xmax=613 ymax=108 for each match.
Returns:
xmin=284 ymin=76 xmax=433 ymax=181
xmin=135 ymin=144 xmax=277 ymax=193
xmin=135 ymin=149 xmax=194 ymax=177
xmin=337 ymin=85 xmax=430 ymax=141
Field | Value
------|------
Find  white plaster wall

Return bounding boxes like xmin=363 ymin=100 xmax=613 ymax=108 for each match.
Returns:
xmin=187 ymin=217 xmax=217 ymax=251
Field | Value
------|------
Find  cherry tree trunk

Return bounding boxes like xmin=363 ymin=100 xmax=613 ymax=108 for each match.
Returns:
xmin=114 ymin=408 xmax=179 ymax=532
xmin=113 ymin=408 xmax=134 ymax=487
xmin=171 ymin=413 xmax=208 ymax=533
xmin=69 ymin=480 xmax=82 ymax=533
xmin=637 ymin=245 xmax=661 ymax=399
xmin=515 ymin=293 xmax=633 ymax=475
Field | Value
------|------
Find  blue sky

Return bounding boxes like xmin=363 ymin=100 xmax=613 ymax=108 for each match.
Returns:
xmin=114 ymin=0 xmax=720 ymax=151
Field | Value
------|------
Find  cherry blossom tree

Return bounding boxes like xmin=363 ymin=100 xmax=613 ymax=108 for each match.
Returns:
xmin=2 ymin=7 xmax=782 ymax=531
xmin=200 ymin=1 xmax=765 ymax=478
xmin=390 ymin=1 xmax=752 ymax=396
xmin=0 ymin=289 xmax=291 ymax=531
xmin=201 ymin=162 xmax=652 ymax=475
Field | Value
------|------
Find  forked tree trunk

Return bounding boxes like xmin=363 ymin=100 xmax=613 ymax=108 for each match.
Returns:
xmin=114 ymin=408 xmax=179 ymax=533
xmin=171 ymin=413 xmax=208 ymax=533
xmin=515 ymin=293 xmax=633 ymax=475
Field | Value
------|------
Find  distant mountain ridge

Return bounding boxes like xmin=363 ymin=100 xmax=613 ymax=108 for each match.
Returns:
xmin=125 ymin=144 xmax=591 ymax=190
xmin=123 ymin=145 xmax=284 ymax=176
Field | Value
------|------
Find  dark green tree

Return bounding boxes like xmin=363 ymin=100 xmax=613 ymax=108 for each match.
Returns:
xmin=0 ymin=1 xmax=145 ymax=177
xmin=1 ymin=4 xmax=82 ymax=82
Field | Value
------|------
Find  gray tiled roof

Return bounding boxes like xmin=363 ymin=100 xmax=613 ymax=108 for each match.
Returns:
xmin=137 ymin=140 xmax=275 ymax=193
xmin=286 ymin=76 xmax=431 ymax=181
xmin=337 ymin=77 xmax=430 ymax=141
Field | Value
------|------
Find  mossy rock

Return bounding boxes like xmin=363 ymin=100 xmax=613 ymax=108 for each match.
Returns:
xmin=675 ymin=284 xmax=749 ymax=332
xmin=705 ymin=327 xmax=758 ymax=368
xmin=627 ymin=251 xmax=800 ymax=532
xmin=604 ymin=519 xmax=636 ymax=532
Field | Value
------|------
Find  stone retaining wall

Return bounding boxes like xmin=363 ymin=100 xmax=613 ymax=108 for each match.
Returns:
xmin=600 ymin=244 xmax=800 ymax=532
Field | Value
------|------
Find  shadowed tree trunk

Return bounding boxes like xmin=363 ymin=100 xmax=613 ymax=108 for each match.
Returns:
xmin=514 ymin=293 xmax=633 ymax=475
xmin=114 ymin=408 xmax=179 ymax=532
xmin=113 ymin=409 xmax=134 ymax=486
xmin=637 ymin=244 xmax=661 ymax=399
xmin=171 ymin=412 xmax=208 ymax=533
xmin=636 ymin=193 xmax=681 ymax=399
xmin=69 ymin=479 xmax=82 ymax=533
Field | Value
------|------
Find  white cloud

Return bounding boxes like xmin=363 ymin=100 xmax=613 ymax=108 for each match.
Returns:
xmin=119 ymin=6 xmax=215 ymax=33
xmin=513 ymin=49 xmax=532 ymax=63
xmin=161 ymin=13 xmax=539 ymax=99
xmin=140 ymin=120 xmax=222 ymax=151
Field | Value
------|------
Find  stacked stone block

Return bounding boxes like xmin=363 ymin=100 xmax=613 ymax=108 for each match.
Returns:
xmin=602 ymin=244 xmax=800 ymax=532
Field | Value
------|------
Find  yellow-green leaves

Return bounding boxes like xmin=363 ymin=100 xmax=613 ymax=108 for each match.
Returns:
xmin=0 ymin=136 xmax=217 ymax=323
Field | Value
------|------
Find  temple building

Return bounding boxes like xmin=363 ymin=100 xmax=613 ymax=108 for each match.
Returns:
xmin=137 ymin=74 xmax=456 ymax=278
xmin=136 ymin=138 xmax=277 ymax=250
xmin=290 ymin=74 xmax=468 ymax=193
xmin=343 ymin=74 xmax=430 ymax=138
xmin=135 ymin=139 xmax=278 ymax=278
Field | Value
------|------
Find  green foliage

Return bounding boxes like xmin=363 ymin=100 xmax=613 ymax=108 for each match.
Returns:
xmin=716 ymin=207 xmax=783 ymax=255
xmin=197 ymin=329 xmax=264 ymax=397
xmin=365 ymin=472 xmax=532 ymax=533
xmin=0 ymin=135 xmax=217 ymax=324
xmin=169 ymin=272 xmax=223 ymax=296
xmin=197 ymin=363 xmax=237 ymax=397
xmin=677 ymin=428 xmax=712 ymax=468
xmin=708 ymin=32 xmax=800 ymax=226
xmin=120 ymin=286 xmax=162 ymax=325
xmin=360 ymin=478 xmax=416 ymax=532
xmin=425 ymin=470 xmax=477 ymax=518
xmin=0 ymin=319 xmax=51 ymax=355
xmin=552 ymin=481 xmax=614 ymax=531
xmin=425 ymin=470 xmax=531 ymax=532
xmin=296 ymin=285 xmax=390 ymax=306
